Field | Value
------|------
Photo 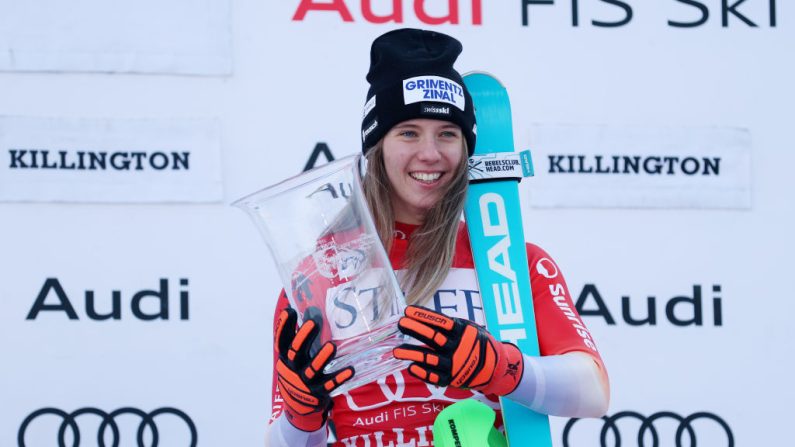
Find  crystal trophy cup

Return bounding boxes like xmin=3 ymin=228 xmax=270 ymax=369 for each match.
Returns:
xmin=234 ymin=155 xmax=408 ymax=395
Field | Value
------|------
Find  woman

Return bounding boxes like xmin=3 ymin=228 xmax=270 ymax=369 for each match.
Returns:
xmin=268 ymin=28 xmax=609 ymax=446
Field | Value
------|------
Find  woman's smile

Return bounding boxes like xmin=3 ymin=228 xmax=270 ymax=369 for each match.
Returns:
xmin=409 ymin=171 xmax=443 ymax=184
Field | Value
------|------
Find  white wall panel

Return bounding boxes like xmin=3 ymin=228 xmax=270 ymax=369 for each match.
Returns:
xmin=0 ymin=0 xmax=232 ymax=75
xmin=1 ymin=1 xmax=793 ymax=445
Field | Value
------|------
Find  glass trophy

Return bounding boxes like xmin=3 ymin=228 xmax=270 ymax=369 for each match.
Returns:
xmin=234 ymin=154 xmax=408 ymax=395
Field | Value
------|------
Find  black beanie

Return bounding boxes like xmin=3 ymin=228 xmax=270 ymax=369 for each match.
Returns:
xmin=361 ymin=28 xmax=476 ymax=156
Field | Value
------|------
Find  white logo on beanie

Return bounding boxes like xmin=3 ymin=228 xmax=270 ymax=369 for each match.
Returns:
xmin=403 ymin=76 xmax=465 ymax=111
xmin=363 ymin=95 xmax=376 ymax=118
xmin=362 ymin=120 xmax=378 ymax=142
xmin=421 ymin=104 xmax=450 ymax=115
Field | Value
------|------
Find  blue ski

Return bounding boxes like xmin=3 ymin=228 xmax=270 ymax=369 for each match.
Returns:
xmin=463 ymin=72 xmax=553 ymax=446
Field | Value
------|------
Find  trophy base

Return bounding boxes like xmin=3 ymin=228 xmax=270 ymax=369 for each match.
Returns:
xmin=325 ymin=314 xmax=409 ymax=396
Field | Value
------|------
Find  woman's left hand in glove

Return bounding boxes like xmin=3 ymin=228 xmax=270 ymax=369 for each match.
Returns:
xmin=392 ymin=305 xmax=524 ymax=396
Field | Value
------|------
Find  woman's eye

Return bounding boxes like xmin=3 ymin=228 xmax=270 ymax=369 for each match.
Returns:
xmin=440 ymin=131 xmax=460 ymax=138
xmin=399 ymin=130 xmax=418 ymax=137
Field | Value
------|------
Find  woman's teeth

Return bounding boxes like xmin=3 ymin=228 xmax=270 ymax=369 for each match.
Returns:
xmin=410 ymin=172 xmax=442 ymax=183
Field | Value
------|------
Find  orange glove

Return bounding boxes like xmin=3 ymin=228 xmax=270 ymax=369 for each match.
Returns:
xmin=393 ymin=305 xmax=523 ymax=396
xmin=275 ymin=307 xmax=354 ymax=432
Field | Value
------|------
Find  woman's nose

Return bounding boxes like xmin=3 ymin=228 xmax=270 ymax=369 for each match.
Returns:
xmin=416 ymin=137 xmax=443 ymax=162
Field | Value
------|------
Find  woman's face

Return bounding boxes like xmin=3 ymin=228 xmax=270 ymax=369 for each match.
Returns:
xmin=382 ymin=118 xmax=465 ymax=225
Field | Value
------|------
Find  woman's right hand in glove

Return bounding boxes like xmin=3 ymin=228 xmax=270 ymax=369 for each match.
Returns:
xmin=275 ymin=307 xmax=355 ymax=432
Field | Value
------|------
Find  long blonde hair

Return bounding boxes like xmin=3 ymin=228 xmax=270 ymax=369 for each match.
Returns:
xmin=362 ymin=140 xmax=469 ymax=305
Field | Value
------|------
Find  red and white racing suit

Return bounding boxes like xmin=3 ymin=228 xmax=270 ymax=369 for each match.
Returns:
xmin=270 ymin=222 xmax=606 ymax=446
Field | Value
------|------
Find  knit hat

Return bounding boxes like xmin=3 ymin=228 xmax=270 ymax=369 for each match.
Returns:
xmin=361 ymin=28 xmax=476 ymax=155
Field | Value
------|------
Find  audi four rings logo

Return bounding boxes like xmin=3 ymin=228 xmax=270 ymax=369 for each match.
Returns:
xmin=18 ymin=407 xmax=197 ymax=447
xmin=563 ymin=411 xmax=734 ymax=447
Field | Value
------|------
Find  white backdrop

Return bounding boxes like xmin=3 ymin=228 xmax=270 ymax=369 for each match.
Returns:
xmin=1 ymin=1 xmax=793 ymax=445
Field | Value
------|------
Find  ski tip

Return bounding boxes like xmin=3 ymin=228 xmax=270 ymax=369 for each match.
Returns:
xmin=463 ymin=71 xmax=506 ymax=89
xmin=432 ymin=399 xmax=507 ymax=447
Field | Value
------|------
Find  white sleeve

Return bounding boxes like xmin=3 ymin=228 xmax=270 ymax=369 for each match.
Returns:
xmin=267 ymin=413 xmax=328 ymax=447
xmin=505 ymin=351 xmax=610 ymax=418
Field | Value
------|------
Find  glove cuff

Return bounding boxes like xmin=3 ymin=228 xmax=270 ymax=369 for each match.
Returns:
xmin=477 ymin=342 xmax=524 ymax=396
xmin=284 ymin=408 xmax=328 ymax=432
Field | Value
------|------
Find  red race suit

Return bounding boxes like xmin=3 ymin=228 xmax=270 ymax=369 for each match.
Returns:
xmin=270 ymin=222 xmax=604 ymax=446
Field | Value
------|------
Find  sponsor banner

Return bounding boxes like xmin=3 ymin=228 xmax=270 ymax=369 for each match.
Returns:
xmin=526 ymin=125 xmax=752 ymax=209
xmin=573 ymin=282 xmax=724 ymax=328
xmin=287 ymin=0 xmax=778 ymax=29
xmin=24 ymin=277 xmax=191 ymax=322
xmin=0 ymin=0 xmax=231 ymax=75
xmin=0 ymin=116 xmax=223 ymax=203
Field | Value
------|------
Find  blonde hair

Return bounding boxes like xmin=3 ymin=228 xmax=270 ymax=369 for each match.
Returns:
xmin=362 ymin=140 xmax=469 ymax=306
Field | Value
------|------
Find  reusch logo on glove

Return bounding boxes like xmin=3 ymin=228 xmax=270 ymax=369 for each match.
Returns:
xmin=414 ymin=310 xmax=453 ymax=328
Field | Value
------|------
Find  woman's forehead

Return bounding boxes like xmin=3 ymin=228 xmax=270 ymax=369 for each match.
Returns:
xmin=392 ymin=119 xmax=462 ymax=130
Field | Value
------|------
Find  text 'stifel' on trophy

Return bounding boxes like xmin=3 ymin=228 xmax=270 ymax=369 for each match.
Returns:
xmin=234 ymin=155 xmax=408 ymax=395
